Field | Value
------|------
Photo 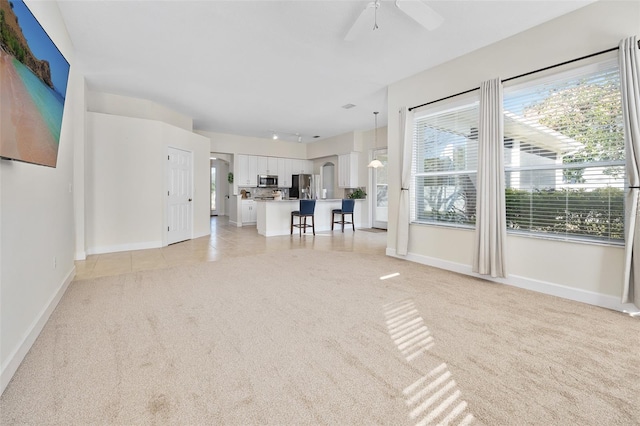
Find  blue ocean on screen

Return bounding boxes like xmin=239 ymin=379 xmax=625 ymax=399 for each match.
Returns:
xmin=11 ymin=57 xmax=64 ymax=144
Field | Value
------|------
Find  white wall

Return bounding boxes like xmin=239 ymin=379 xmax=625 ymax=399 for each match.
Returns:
xmin=386 ymin=0 xmax=639 ymax=310
xmin=86 ymin=111 xmax=210 ymax=254
xmin=0 ymin=0 xmax=81 ymax=393
xmin=88 ymin=91 xmax=193 ymax=132
xmin=307 ymin=132 xmax=357 ymax=158
xmin=200 ymin=130 xmax=307 ymax=158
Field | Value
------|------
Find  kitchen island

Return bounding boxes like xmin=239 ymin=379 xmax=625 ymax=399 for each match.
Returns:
xmin=255 ymin=199 xmax=364 ymax=236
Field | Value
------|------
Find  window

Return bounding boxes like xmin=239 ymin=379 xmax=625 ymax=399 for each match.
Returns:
xmin=411 ymin=95 xmax=479 ymax=226
xmin=503 ymin=59 xmax=624 ymax=244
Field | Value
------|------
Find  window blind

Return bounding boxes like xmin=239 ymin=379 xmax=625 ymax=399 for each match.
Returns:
xmin=502 ymin=59 xmax=624 ymax=243
xmin=411 ymin=95 xmax=479 ymax=226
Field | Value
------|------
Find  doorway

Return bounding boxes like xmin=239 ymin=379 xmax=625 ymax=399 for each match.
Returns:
xmin=321 ymin=162 xmax=335 ymax=199
xmin=372 ymin=149 xmax=388 ymax=229
xmin=167 ymin=147 xmax=193 ymax=245
xmin=210 ymin=158 xmax=229 ymax=217
xmin=211 ymin=161 xmax=217 ymax=216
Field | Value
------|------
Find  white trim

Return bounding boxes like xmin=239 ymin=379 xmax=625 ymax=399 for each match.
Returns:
xmin=86 ymin=240 xmax=162 ymax=255
xmin=74 ymin=250 xmax=87 ymax=261
xmin=1 ymin=265 xmax=76 ymax=395
xmin=386 ymin=248 xmax=636 ymax=313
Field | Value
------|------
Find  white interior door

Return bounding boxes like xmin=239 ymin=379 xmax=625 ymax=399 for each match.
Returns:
xmin=168 ymin=147 xmax=193 ymax=244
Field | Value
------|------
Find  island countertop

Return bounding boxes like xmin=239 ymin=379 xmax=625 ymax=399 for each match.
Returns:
xmin=253 ymin=198 xmax=346 ymax=202
xmin=255 ymin=198 xmax=364 ymax=236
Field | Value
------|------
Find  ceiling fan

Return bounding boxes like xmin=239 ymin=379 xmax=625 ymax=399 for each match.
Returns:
xmin=344 ymin=0 xmax=443 ymax=41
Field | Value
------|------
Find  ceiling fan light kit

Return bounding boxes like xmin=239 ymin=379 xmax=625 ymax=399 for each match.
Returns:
xmin=345 ymin=0 xmax=443 ymax=41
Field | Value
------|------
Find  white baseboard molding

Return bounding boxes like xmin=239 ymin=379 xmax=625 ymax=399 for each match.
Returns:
xmin=86 ymin=240 xmax=162 ymax=255
xmin=1 ymin=265 xmax=76 ymax=396
xmin=386 ymin=248 xmax=637 ymax=314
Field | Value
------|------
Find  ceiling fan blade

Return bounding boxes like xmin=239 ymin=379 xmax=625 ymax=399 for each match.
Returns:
xmin=395 ymin=0 xmax=443 ymax=31
xmin=344 ymin=1 xmax=377 ymax=42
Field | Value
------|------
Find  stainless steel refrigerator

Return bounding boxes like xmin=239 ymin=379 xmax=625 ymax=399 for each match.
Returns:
xmin=291 ymin=174 xmax=312 ymax=199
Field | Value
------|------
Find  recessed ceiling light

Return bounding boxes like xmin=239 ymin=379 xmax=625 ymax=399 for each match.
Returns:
xmin=342 ymin=103 xmax=356 ymax=109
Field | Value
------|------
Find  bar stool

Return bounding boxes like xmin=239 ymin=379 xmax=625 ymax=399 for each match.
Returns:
xmin=332 ymin=199 xmax=355 ymax=232
xmin=291 ymin=199 xmax=316 ymax=235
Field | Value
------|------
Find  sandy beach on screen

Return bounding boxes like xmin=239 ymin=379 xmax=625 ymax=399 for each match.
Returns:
xmin=0 ymin=49 xmax=58 ymax=167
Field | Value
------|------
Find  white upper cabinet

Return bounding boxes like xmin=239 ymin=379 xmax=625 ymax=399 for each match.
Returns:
xmin=257 ymin=156 xmax=278 ymax=175
xmin=278 ymin=158 xmax=293 ymax=188
xmin=292 ymin=159 xmax=313 ymax=175
xmin=236 ymin=155 xmax=315 ymax=190
xmin=236 ymin=154 xmax=258 ymax=187
xmin=338 ymin=152 xmax=359 ymax=188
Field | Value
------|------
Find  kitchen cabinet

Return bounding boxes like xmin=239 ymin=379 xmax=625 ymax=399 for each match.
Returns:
xmin=257 ymin=156 xmax=278 ymax=175
xmin=338 ymin=153 xmax=359 ymax=188
xmin=241 ymin=199 xmax=257 ymax=224
xmin=236 ymin=155 xmax=312 ymax=190
xmin=236 ymin=154 xmax=258 ymax=187
xmin=278 ymin=158 xmax=293 ymax=188
xmin=292 ymin=159 xmax=313 ymax=175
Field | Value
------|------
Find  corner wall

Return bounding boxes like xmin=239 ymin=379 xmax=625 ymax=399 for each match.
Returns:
xmin=87 ymin=91 xmax=194 ymax=132
xmin=86 ymin=111 xmax=210 ymax=254
xmin=386 ymin=0 xmax=639 ymax=310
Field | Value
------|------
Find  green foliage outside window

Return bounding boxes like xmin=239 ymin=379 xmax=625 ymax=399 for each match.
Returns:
xmin=526 ymin=77 xmax=624 ymax=183
xmin=505 ymin=187 xmax=624 ymax=242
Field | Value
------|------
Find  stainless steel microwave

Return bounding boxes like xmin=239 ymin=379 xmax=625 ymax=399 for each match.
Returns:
xmin=257 ymin=175 xmax=278 ymax=188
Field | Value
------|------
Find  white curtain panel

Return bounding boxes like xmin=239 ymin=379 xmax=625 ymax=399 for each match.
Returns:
xmin=396 ymin=107 xmax=413 ymax=256
xmin=621 ymin=36 xmax=640 ymax=307
xmin=473 ymin=78 xmax=507 ymax=278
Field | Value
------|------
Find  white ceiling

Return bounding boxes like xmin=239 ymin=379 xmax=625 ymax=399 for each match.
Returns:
xmin=56 ymin=0 xmax=593 ymax=143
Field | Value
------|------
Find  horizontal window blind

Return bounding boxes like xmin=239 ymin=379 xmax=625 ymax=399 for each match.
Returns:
xmin=411 ymin=97 xmax=479 ymax=226
xmin=503 ymin=59 xmax=624 ymax=243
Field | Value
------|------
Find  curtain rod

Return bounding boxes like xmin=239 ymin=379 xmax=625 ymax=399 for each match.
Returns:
xmin=408 ymin=44 xmax=627 ymax=112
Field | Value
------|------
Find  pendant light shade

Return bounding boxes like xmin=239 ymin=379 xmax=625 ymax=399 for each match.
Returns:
xmin=368 ymin=159 xmax=384 ymax=168
xmin=368 ymin=111 xmax=384 ymax=168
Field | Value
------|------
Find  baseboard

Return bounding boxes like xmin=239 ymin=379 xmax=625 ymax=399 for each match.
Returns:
xmin=386 ymin=248 xmax=637 ymax=314
xmin=86 ymin=240 xmax=162 ymax=255
xmin=1 ymin=264 xmax=76 ymax=395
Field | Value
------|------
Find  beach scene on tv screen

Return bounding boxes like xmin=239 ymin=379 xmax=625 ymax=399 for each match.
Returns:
xmin=0 ymin=0 xmax=69 ymax=167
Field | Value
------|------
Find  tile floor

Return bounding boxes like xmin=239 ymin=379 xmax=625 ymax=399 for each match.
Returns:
xmin=74 ymin=216 xmax=388 ymax=280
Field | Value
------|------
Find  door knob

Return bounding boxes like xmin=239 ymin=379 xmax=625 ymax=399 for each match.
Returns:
xmin=189 ymin=198 xmax=192 ymax=202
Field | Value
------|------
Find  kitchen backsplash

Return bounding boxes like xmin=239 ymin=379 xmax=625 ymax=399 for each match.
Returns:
xmin=239 ymin=187 xmax=289 ymax=199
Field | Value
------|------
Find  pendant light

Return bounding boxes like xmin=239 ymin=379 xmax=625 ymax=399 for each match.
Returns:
xmin=368 ymin=111 xmax=384 ymax=168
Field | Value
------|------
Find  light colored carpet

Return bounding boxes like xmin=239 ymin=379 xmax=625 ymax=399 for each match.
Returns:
xmin=2 ymin=248 xmax=639 ymax=425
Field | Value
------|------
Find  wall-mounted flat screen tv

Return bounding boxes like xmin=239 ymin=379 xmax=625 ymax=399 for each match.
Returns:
xmin=0 ymin=0 xmax=70 ymax=168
